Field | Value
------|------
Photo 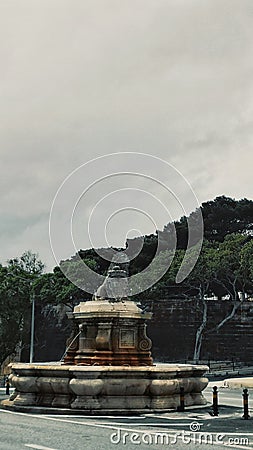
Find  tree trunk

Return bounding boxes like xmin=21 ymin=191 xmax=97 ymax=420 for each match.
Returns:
xmin=193 ymin=297 xmax=208 ymax=362
xmin=215 ymin=301 xmax=240 ymax=331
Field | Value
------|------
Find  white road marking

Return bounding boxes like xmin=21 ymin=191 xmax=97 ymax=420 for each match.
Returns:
xmin=45 ymin=414 xmax=146 ymax=420
xmin=224 ymin=445 xmax=253 ymax=450
xmin=0 ymin=409 xmax=200 ymax=429
xmin=25 ymin=445 xmax=58 ymax=450
xmin=1 ymin=409 xmax=253 ymax=450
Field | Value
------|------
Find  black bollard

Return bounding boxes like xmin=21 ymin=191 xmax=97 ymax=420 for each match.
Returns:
xmin=212 ymin=386 xmax=219 ymax=416
xmin=177 ymin=387 xmax=185 ymax=412
xmin=5 ymin=378 xmax=10 ymax=396
xmin=242 ymin=388 xmax=250 ymax=420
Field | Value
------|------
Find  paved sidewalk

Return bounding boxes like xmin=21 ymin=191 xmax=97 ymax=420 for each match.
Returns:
xmin=209 ymin=378 xmax=253 ymax=389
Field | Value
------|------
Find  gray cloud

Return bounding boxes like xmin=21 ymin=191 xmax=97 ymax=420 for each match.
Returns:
xmin=0 ymin=0 xmax=253 ymax=270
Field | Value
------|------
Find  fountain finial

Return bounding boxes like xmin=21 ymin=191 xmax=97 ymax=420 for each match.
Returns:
xmin=93 ymin=265 xmax=129 ymax=301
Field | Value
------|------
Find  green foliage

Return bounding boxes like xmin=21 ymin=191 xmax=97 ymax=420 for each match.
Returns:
xmin=8 ymin=250 xmax=44 ymax=275
xmin=240 ymin=239 xmax=253 ymax=292
xmin=162 ymin=195 xmax=253 ymax=249
xmin=201 ymin=196 xmax=253 ymax=242
xmin=0 ymin=251 xmax=44 ymax=365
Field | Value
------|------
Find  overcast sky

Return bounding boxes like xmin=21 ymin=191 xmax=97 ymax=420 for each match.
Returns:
xmin=0 ymin=0 xmax=253 ymax=271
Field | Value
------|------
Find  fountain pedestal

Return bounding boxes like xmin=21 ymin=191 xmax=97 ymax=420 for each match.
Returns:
xmin=64 ymin=299 xmax=152 ymax=366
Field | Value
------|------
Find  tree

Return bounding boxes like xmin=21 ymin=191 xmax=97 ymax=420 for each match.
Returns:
xmin=183 ymin=242 xmax=216 ymax=361
xmin=240 ymin=239 xmax=253 ymax=293
xmin=0 ymin=264 xmax=25 ymax=364
xmin=201 ymin=196 xmax=253 ymax=242
xmin=8 ymin=250 xmax=44 ymax=275
xmin=0 ymin=251 xmax=44 ymax=365
xmin=181 ymin=234 xmax=252 ymax=361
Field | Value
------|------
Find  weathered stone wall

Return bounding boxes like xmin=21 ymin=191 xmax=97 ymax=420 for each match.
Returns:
xmin=149 ymin=299 xmax=253 ymax=362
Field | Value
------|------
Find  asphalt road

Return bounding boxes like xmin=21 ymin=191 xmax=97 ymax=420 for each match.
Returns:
xmin=0 ymin=386 xmax=252 ymax=450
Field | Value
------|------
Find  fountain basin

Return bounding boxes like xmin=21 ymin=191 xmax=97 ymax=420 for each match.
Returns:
xmin=2 ymin=267 xmax=209 ymax=414
xmin=2 ymin=362 xmax=208 ymax=414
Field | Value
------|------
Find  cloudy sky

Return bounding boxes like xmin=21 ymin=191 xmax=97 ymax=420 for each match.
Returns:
xmin=0 ymin=0 xmax=253 ymax=271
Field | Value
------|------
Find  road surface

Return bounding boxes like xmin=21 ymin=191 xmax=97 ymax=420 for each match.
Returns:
xmin=0 ymin=386 xmax=252 ymax=450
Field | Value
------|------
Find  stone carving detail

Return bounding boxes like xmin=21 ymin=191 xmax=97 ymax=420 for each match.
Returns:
xmin=139 ymin=338 xmax=151 ymax=351
xmin=119 ymin=329 xmax=135 ymax=348
xmin=138 ymin=324 xmax=152 ymax=351
xmin=96 ymin=323 xmax=112 ymax=350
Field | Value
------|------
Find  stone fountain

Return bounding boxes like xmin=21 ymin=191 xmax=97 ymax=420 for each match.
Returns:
xmin=2 ymin=266 xmax=208 ymax=414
